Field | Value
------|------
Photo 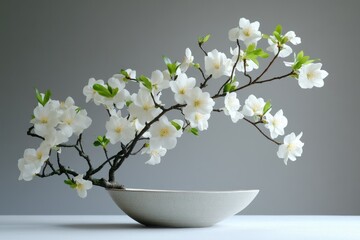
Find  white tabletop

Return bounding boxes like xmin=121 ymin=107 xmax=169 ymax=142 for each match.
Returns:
xmin=1 ymin=215 xmax=359 ymax=240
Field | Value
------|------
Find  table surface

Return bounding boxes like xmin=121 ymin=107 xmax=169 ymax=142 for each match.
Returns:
xmin=1 ymin=215 xmax=360 ymax=240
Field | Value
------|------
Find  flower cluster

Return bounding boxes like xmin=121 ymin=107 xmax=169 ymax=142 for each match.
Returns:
xmin=18 ymin=17 xmax=328 ymax=198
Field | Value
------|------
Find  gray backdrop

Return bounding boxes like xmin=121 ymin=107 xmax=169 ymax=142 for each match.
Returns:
xmin=1 ymin=0 xmax=359 ymax=215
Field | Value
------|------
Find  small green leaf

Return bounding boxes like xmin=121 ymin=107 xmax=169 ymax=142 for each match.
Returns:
xmin=120 ymin=69 xmax=130 ymax=78
xmin=43 ymin=90 xmax=51 ymax=105
xmin=263 ymin=101 xmax=272 ymax=115
xmin=275 ymin=24 xmax=282 ymax=35
xmin=93 ymin=140 xmax=102 ymax=147
xmin=189 ymin=128 xmax=199 ymax=136
xmin=126 ymin=100 xmax=133 ymax=107
xmin=97 ymin=135 xmax=104 ymax=142
xmin=35 ymin=88 xmax=43 ymax=105
xmin=138 ymin=75 xmax=152 ymax=91
xmin=171 ymin=121 xmax=181 ymax=131
xmin=64 ymin=179 xmax=77 ymax=189
xmin=193 ymin=63 xmax=200 ymax=69
xmin=273 ymin=31 xmax=282 ymax=42
xmin=93 ymin=84 xmax=112 ymax=97
xmin=203 ymin=34 xmax=211 ymax=43
xmin=246 ymin=43 xmax=256 ymax=53
xmin=198 ymin=36 xmax=204 ymax=44
xmin=223 ymin=82 xmax=232 ymax=93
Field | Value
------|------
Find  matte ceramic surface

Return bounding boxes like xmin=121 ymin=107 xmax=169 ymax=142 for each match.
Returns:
xmin=107 ymin=188 xmax=259 ymax=227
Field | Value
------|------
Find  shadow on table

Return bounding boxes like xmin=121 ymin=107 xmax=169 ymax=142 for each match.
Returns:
xmin=58 ymin=223 xmax=145 ymax=230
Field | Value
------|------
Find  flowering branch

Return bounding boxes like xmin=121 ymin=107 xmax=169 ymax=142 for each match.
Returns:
xmin=18 ymin=17 xmax=328 ymax=198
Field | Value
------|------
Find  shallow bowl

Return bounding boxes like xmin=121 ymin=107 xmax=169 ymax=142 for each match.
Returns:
xmin=108 ymin=188 xmax=259 ymax=227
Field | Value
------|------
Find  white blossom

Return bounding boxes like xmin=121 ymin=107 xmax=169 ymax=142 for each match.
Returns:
xmin=230 ymin=47 xmax=258 ymax=73
xmin=264 ymin=109 xmax=288 ymax=139
xmin=284 ymin=31 xmax=301 ymax=45
xmin=277 ymin=132 xmax=304 ymax=165
xmin=163 ymin=68 xmax=182 ymax=81
xmin=112 ymin=69 xmax=136 ymax=83
xmin=242 ymin=94 xmax=265 ymax=117
xmin=105 ymin=112 xmax=135 ymax=144
xmin=142 ymin=146 xmax=167 ymax=165
xmin=180 ymin=48 xmax=194 ymax=73
xmin=169 ymin=73 xmax=196 ymax=104
xmin=149 ymin=70 xmax=170 ymax=92
xmin=222 ymin=92 xmax=244 ymax=123
xmin=267 ymin=38 xmax=293 ymax=58
xmin=82 ymin=78 xmax=105 ymax=105
xmin=128 ymin=89 xmax=162 ymax=125
xmin=183 ymin=87 xmax=215 ymax=116
xmin=149 ymin=116 xmax=182 ymax=150
xmin=298 ymin=63 xmax=328 ymax=89
xmin=205 ymin=49 xmax=232 ymax=79
xmin=59 ymin=108 xmax=92 ymax=137
xmin=229 ymin=18 xmax=262 ymax=46
xmin=18 ymin=143 xmax=50 ymax=181
xmin=31 ymin=100 xmax=61 ymax=137
xmin=107 ymin=77 xmax=131 ymax=109
xmin=267 ymin=31 xmax=301 ymax=58
xmin=43 ymin=128 xmax=70 ymax=147
xmin=74 ymin=174 xmax=93 ymax=198
xmin=187 ymin=112 xmax=210 ymax=131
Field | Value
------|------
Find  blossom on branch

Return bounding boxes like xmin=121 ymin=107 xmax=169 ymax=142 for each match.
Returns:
xmin=74 ymin=174 xmax=93 ymax=198
xmin=277 ymin=132 xmax=304 ymax=165
xmin=205 ymin=49 xmax=232 ymax=79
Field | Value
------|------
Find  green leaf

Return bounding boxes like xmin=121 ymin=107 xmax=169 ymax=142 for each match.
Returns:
xmin=93 ymin=84 xmax=112 ymax=97
xmin=162 ymin=56 xmax=172 ymax=65
xmin=120 ymin=69 xmax=130 ymax=78
xmin=171 ymin=121 xmax=181 ymax=131
xmin=198 ymin=34 xmax=211 ymax=44
xmin=126 ymin=100 xmax=133 ymax=107
xmin=273 ymin=31 xmax=282 ymax=42
xmin=193 ymin=63 xmax=200 ymax=69
xmin=167 ymin=63 xmax=178 ymax=76
xmin=203 ymin=34 xmax=211 ymax=43
xmin=93 ymin=140 xmax=102 ymax=147
xmin=75 ymin=107 xmax=81 ymax=113
xmin=223 ymin=82 xmax=232 ymax=93
xmin=64 ymin=179 xmax=77 ymax=189
xmin=138 ymin=75 xmax=152 ymax=91
xmin=190 ymin=128 xmax=199 ymax=136
xmin=246 ymin=43 xmax=256 ymax=53
xmin=97 ymin=136 xmax=104 ymax=142
xmin=43 ymin=90 xmax=51 ymax=105
xmin=263 ymin=101 xmax=272 ymax=115
xmin=275 ymin=24 xmax=282 ymax=35
xmin=35 ymin=88 xmax=43 ymax=105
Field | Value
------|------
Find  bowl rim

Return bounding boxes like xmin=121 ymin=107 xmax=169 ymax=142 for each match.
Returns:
xmin=107 ymin=188 xmax=260 ymax=194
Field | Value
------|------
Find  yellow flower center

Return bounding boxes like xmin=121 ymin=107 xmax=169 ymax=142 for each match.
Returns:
xmin=65 ymin=119 xmax=73 ymax=125
xmin=243 ymin=28 xmax=251 ymax=37
xmin=115 ymin=127 xmax=122 ymax=134
xmin=194 ymin=99 xmax=201 ymax=108
xmin=287 ymin=143 xmax=295 ymax=151
xmin=179 ymin=88 xmax=185 ymax=94
xmin=143 ymin=104 xmax=151 ymax=111
xmin=307 ymin=72 xmax=315 ymax=80
xmin=160 ymin=127 xmax=170 ymax=137
xmin=214 ymin=63 xmax=221 ymax=70
xmin=40 ymin=117 xmax=48 ymax=124
xmin=36 ymin=151 xmax=43 ymax=160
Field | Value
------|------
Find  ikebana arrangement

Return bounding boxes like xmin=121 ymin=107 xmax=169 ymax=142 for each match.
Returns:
xmin=18 ymin=18 xmax=328 ymax=199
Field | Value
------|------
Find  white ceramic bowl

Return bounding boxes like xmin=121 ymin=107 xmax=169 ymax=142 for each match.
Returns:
xmin=108 ymin=188 xmax=259 ymax=228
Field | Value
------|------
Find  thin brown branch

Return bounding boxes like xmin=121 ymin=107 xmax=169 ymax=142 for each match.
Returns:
xmin=243 ymin=118 xmax=281 ymax=145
